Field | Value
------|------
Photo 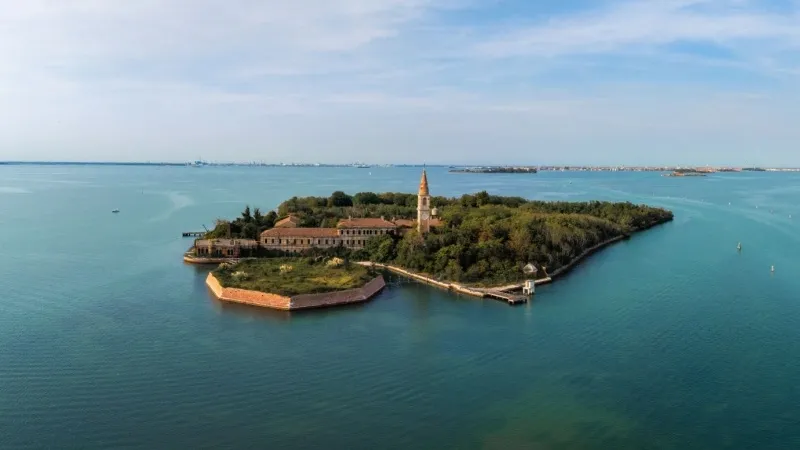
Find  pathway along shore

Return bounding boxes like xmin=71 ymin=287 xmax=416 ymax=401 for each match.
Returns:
xmin=358 ymin=233 xmax=630 ymax=298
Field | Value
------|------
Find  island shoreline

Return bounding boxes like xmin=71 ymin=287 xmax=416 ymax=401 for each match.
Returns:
xmin=358 ymin=217 xmax=672 ymax=298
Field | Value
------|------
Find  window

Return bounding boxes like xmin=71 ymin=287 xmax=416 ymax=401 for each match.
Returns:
xmin=423 ymin=197 xmax=428 ymax=206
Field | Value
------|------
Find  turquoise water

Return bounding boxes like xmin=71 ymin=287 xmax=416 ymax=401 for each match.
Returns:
xmin=1 ymin=165 xmax=799 ymax=449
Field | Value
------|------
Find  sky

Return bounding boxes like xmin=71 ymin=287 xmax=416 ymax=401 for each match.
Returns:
xmin=1 ymin=0 xmax=800 ymax=165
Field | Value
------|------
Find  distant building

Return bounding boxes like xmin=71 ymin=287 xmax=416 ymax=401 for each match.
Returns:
xmin=194 ymin=239 xmax=258 ymax=258
xmin=260 ymin=170 xmax=441 ymax=253
xmin=273 ymin=215 xmax=301 ymax=228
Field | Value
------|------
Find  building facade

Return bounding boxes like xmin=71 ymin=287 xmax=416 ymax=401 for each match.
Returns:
xmin=194 ymin=239 xmax=259 ymax=258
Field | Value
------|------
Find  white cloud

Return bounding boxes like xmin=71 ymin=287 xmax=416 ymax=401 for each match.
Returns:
xmin=474 ymin=1 xmax=800 ymax=68
xmin=1 ymin=0 xmax=800 ymax=164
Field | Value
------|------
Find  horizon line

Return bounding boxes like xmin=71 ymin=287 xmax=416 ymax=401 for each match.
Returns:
xmin=0 ymin=161 xmax=796 ymax=169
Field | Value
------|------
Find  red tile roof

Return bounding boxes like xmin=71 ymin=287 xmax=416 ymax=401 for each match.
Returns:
xmin=393 ymin=218 xmax=444 ymax=228
xmin=261 ymin=228 xmax=340 ymax=238
xmin=393 ymin=219 xmax=415 ymax=228
xmin=274 ymin=215 xmax=301 ymax=228
xmin=337 ymin=218 xmax=398 ymax=229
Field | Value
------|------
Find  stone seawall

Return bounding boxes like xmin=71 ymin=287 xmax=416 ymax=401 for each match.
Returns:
xmin=290 ymin=276 xmax=386 ymax=310
xmin=360 ymin=263 xmax=487 ymax=299
xmin=206 ymin=273 xmax=293 ymax=310
xmin=206 ymin=273 xmax=385 ymax=311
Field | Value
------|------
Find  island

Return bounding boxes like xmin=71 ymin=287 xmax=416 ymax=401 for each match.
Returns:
xmin=663 ymin=169 xmax=707 ymax=177
xmin=449 ymin=166 xmax=538 ymax=174
xmin=187 ymin=170 xmax=673 ymax=309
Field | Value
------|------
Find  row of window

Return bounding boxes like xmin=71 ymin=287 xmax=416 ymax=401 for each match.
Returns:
xmin=196 ymin=249 xmax=238 ymax=256
xmin=340 ymin=229 xmax=390 ymax=236
xmin=265 ymin=238 xmax=335 ymax=245
xmin=263 ymin=238 xmax=368 ymax=247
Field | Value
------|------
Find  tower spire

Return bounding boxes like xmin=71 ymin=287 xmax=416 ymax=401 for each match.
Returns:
xmin=419 ymin=169 xmax=429 ymax=196
xmin=417 ymin=168 xmax=431 ymax=234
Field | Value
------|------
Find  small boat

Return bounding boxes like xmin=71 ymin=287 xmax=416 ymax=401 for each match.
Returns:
xmin=737 ymin=242 xmax=742 ymax=251
xmin=771 ymin=265 xmax=775 ymax=273
xmin=112 ymin=209 xmax=120 ymax=213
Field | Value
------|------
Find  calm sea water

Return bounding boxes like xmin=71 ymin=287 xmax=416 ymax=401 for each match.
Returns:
xmin=1 ymin=165 xmax=799 ymax=449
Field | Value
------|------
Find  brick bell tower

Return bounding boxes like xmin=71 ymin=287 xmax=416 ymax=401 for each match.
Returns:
xmin=417 ymin=169 xmax=431 ymax=234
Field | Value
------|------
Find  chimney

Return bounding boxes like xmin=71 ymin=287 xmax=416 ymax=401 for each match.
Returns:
xmin=380 ymin=216 xmax=385 ymax=221
xmin=348 ymin=215 xmax=352 ymax=220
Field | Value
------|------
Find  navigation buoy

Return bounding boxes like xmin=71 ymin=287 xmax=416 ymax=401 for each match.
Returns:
xmin=771 ymin=265 xmax=775 ymax=273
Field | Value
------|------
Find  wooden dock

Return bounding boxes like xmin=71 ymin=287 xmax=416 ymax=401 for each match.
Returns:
xmin=483 ymin=290 xmax=529 ymax=305
xmin=182 ymin=231 xmax=205 ymax=238
xmin=357 ymin=262 xmax=531 ymax=306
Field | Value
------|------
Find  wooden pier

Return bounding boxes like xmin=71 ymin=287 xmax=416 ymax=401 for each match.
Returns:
xmin=357 ymin=262 xmax=531 ymax=306
xmin=483 ymin=290 xmax=529 ymax=305
xmin=182 ymin=231 xmax=205 ymax=238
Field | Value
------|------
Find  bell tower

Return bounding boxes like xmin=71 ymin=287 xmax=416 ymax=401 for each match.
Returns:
xmin=417 ymin=169 xmax=431 ymax=234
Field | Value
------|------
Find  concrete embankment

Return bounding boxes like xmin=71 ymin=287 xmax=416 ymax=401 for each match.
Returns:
xmin=358 ymin=263 xmax=488 ymax=299
xmin=546 ymin=235 xmax=627 ymax=279
xmin=206 ymin=273 xmax=386 ymax=311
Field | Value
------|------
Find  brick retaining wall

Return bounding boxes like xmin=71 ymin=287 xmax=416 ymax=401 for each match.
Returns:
xmin=206 ymin=273 xmax=385 ymax=311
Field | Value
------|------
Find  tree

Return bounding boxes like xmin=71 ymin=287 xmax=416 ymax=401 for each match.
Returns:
xmin=242 ymin=223 xmax=258 ymax=240
xmin=241 ymin=205 xmax=253 ymax=223
xmin=263 ymin=211 xmax=277 ymax=229
xmin=363 ymin=234 xmax=397 ymax=263
xmin=253 ymin=208 xmax=263 ymax=225
xmin=475 ymin=191 xmax=490 ymax=206
xmin=328 ymin=191 xmax=353 ymax=207
xmin=353 ymin=192 xmax=382 ymax=205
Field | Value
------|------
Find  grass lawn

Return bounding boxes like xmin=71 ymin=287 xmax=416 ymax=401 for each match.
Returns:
xmin=214 ymin=257 xmax=374 ymax=296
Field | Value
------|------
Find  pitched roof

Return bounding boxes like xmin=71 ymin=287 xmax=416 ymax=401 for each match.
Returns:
xmin=393 ymin=218 xmax=444 ymax=228
xmin=261 ymin=228 xmax=340 ymax=238
xmin=393 ymin=219 xmax=415 ymax=228
xmin=337 ymin=217 xmax=398 ymax=229
xmin=419 ymin=169 xmax=429 ymax=196
xmin=274 ymin=215 xmax=301 ymax=228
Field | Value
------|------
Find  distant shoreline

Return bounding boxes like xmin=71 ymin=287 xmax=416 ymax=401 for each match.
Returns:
xmin=2 ymin=162 xmax=799 ymax=172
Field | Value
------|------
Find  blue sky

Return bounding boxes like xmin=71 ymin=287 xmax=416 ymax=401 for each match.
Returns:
xmin=1 ymin=0 xmax=799 ymax=165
